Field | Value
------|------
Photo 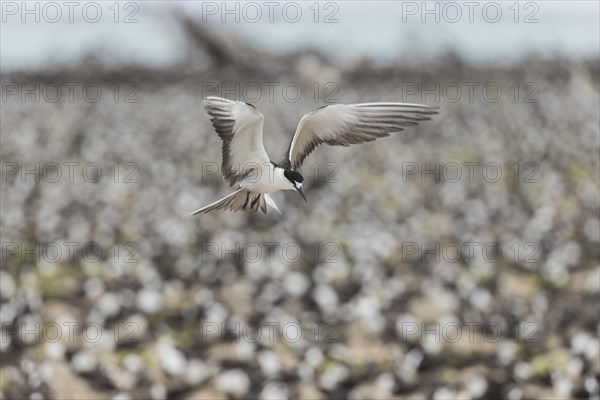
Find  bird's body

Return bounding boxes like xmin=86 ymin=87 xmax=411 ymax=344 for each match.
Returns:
xmin=238 ymin=162 xmax=289 ymax=194
xmin=185 ymin=96 xmax=437 ymax=216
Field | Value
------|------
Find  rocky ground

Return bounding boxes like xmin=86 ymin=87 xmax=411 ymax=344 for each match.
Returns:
xmin=1 ymin=23 xmax=599 ymax=400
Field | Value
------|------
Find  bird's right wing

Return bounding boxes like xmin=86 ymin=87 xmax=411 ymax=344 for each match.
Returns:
xmin=204 ymin=96 xmax=271 ymax=186
xmin=282 ymin=102 xmax=438 ymax=170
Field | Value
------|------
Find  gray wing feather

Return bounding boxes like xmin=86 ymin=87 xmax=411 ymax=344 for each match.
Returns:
xmin=284 ymin=102 xmax=438 ymax=170
xmin=204 ymin=97 xmax=270 ymax=185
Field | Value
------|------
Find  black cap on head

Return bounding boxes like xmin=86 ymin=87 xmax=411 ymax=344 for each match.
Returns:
xmin=284 ymin=169 xmax=304 ymax=184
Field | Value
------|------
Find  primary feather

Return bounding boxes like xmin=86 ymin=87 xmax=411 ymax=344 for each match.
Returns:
xmin=282 ymin=102 xmax=438 ymax=170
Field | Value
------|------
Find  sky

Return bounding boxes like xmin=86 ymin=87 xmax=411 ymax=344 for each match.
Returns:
xmin=1 ymin=1 xmax=598 ymax=71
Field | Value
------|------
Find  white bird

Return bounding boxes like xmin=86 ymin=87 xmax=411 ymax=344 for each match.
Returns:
xmin=185 ymin=96 xmax=438 ymax=216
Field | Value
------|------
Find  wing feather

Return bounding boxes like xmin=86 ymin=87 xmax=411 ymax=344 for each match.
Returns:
xmin=204 ymin=97 xmax=270 ymax=185
xmin=283 ymin=102 xmax=438 ymax=170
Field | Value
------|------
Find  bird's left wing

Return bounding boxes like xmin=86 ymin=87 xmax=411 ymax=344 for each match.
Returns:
xmin=282 ymin=102 xmax=438 ymax=170
xmin=204 ymin=96 xmax=271 ymax=186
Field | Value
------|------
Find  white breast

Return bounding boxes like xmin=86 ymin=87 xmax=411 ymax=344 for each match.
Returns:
xmin=240 ymin=164 xmax=292 ymax=194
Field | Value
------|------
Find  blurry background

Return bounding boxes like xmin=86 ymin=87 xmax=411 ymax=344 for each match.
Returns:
xmin=1 ymin=1 xmax=599 ymax=399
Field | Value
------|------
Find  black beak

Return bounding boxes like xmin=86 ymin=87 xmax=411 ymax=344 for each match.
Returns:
xmin=296 ymin=186 xmax=307 ymax=202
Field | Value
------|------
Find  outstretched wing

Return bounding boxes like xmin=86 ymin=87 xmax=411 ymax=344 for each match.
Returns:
xmin=204 ymin=96 xmax=270 ymax=186
xmin=282 ymin=102 xmax=438 ymax=170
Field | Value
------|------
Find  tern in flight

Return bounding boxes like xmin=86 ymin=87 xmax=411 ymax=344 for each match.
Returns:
xmin=185 ymin=96 xmax=437 ymax=216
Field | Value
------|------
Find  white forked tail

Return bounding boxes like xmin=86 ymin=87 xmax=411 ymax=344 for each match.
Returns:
xmin=264 ymin=194 xmax=281 ymax=214
xmin=183 ymin=189 xmax=280 ymax=216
